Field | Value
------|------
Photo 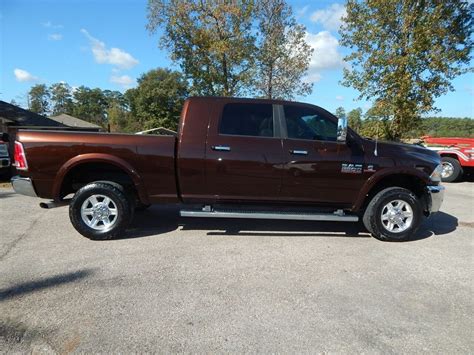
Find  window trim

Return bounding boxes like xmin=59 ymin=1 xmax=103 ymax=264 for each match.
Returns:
xmin=217 ymin=102 xmax=279 ymax=139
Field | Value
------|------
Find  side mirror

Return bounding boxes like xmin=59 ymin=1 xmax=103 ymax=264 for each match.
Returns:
xmin=337 ymin=116 xmax=348 ymax=143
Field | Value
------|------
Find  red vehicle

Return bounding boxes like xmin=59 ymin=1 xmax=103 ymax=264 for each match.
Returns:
xmin=422 ymin=136 xmax=474 ymax=182
xmin=11 ymin=97 xmax=445 ymax=242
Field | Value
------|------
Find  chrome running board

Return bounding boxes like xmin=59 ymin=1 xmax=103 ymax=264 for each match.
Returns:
xmin=180 ymin=207 xmax=358 ymax=222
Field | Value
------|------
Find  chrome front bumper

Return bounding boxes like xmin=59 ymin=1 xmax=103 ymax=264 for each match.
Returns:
xmin=11 ymin=176 xmax=38 ymax=197
xmin=426 ymin=185 xmax=445 ymax=213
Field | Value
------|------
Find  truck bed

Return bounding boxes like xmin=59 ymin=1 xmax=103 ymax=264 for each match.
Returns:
xmin=16 ymin=130 xmax=178 ymax=203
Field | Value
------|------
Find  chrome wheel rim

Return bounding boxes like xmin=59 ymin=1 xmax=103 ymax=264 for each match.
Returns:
xmin=81 ymin=194 xmax=118 ymax=231
xmin=441 ymin=162 xmax=454 ymax=178
xmin=380 ymin=200 xmax=413 ymax=233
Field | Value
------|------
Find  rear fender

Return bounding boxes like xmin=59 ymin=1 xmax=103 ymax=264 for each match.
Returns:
xmin=52 ymin=153 xmax=149 ymax=204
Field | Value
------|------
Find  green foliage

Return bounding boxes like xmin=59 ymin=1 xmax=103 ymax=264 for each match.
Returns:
xmin=340 ymin=0 xmax=473 ymax=140
xmin=147 ymin=0 xmax=255 ymax=96
xmin=405 ymin=117 xmax=474 ymax=138
xmin=125 ymin=68 xmax=189 ymax=131
xmin=103 ymin=90 xmax=130 ymax=132
xmin=347 ymin=108 xmax=362 ymax=132
xmin=72 ymin=86 xmax=109 ymax=126
xmin=22 ymin=68 xmax=188 ymax=133
xmin=50 ymin=82 xmax=74 ymax=115
xmin=338 ymin=105 xmax=473 ymax=139
xmin=254 ymin=0 xmax=313 ymax=99
xmin=147 ymin=0 xmax=314 ymax=99
xmin=334 ymin=106 xmax=346 ymax=118
xmin=28 ymin=84 xmax=50 ymax=114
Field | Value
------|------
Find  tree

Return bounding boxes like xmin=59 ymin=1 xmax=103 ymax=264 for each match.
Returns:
xmin=147 ymin=0 xmax=255 ymax=96
xmin=347 ymin=108 xmax=362 ymax=132
xmin=254 ymin=0 xmax=313 ymax=99
xmin=125 ymin=68 xmax=189 ymax=131
xmin=360 ymin=104 xmax=395 ymax=140
xmin=28 ymin=84 xmax=50 ymax=115
xmin=50 ymin=82 xmax=73 ymax=115
xmin=72 ymin=86 xmax=108 ymax=126
xmin=340 ymin=0 xmax=473 ymax=140
xmin=335 ymin=106 xmax=346 ymax=118
xmin=103 ymin=90 xmax=130 ymax=132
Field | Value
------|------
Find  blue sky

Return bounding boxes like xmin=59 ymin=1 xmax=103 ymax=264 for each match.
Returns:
xmin=1 ymin=0 xmax=473 ymax=117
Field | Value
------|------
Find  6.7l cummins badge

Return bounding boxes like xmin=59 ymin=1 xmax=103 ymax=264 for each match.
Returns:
xmin=341 ymin=163 xmax=363 ymax=174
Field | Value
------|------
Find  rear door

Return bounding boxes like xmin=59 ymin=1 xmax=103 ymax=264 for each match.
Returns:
xmin=280 ymin=104 xmax=366 ymax=206
xmin=205 ymin=101 xmax=284 ymax=202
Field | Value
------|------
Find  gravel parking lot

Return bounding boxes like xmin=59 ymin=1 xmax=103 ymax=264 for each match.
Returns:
xmin=0 ymin=181 xmax=473 ymax=353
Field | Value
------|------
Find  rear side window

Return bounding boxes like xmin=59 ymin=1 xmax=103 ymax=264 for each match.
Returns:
xmin=219 ymin=103 xmax=274 ymax=137
xmin=284 ymin=105 xmax=337 ymax=141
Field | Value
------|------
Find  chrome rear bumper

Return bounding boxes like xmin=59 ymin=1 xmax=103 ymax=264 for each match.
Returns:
xmin=426 ymin=185 xmax=445 ymax=213
xmin=11 ymin=176 xmax=38 ymax=197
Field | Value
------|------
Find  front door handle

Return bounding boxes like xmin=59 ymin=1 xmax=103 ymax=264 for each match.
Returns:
xmin=212 ymin=145 xmax=231 ymax=152
xmin=290 ymin=149 xmax=308 ymax=155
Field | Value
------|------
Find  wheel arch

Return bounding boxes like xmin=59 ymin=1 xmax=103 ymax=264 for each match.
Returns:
xmin=354 ymin=170 xmax=429 ymax=213
xmin=439 ymin=153 xmax=459 ymax=160
xmin=53 ymin=154 xmax=149 ymax=204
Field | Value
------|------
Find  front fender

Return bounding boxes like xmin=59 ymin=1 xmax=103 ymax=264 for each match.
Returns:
xmin=52 ymin=153 xmax=149 ymax=204
xmin=352 ymin=167 xmax=430 ymax=211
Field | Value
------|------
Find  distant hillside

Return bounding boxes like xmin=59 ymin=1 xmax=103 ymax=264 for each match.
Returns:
xmin=405 ymin=117 xmax=474 ymax=138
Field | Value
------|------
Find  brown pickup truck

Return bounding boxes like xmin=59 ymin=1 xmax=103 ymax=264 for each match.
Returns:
xmin=11 ymin=97 xmax=445 ymax=241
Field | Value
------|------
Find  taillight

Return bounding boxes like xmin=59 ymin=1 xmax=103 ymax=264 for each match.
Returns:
xmin=14 ymin=141 xmax=28 ymax=170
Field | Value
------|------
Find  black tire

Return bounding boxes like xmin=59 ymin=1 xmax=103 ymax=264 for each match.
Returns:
xmin=440 ymin=157 xmax=463 ymax=182
xmin=363 ymin=187 xmax=423 ymax=242
xmin=69 ymin=182 xmax=133 ymax=240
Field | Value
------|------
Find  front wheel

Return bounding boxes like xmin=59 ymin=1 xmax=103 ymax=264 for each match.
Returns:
xmin=363 ymin=187 xmax=423 ymax=242
xmin=69 ymin=182 xmax=133 ymax=240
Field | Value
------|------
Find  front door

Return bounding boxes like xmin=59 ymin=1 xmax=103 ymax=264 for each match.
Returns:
xmin=205 ymin=102 xmax=284 ymax=203
xmin=280 ymin=104 xmax=366 ymax=206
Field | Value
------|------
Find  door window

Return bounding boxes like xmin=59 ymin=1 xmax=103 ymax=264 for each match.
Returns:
xmin=219 ymin=103 xmax=274 ymax=137
xmin=284 ymin=105 xmax=337 ymax=142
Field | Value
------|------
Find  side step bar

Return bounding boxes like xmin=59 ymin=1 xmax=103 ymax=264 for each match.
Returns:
xmin=180 ymin=208 xmax=358 ymax=222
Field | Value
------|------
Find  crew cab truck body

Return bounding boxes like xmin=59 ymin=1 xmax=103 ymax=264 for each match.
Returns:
xmin=12 ymin=97 xmax=445 ymax=241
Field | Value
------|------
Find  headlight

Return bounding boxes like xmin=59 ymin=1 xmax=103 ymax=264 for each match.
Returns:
xmin=430 ymin=164 xmax=443 ymax=183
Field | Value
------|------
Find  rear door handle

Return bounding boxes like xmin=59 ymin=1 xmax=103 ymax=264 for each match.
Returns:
xmin=212 ymin=145 xmax=231 ymax=152
xmin=290 ymin=149 xmax=308 ymax=155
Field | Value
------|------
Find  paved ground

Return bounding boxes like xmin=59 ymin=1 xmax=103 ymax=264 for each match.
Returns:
xmin=0 ymin=182 xmax=473 ymax=353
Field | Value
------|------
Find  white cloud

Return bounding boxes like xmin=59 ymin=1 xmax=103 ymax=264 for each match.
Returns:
xmin=296 ymin=5 xmax=309 ymax=18
xmin=336 ymin=95 xmax=344 ymax=101
xmin=14 ymin=68 xmax=38 ymax=82
xmin=81 ymin=29 xmax=139 ymax=70
xmin=307 ymin=31 xmax=345 ymax=70
xmin=42 ymin=21 xmax=63 ymax=29
xmin=310 ymin=3 xmax=346 ymax=31
xmin=110 ymin=75 xmax=135 ymax=87
xmin=48 ymin=33 xmax=63 ymax=41
xmin=304 ymin=31 xmax=345 ymax=83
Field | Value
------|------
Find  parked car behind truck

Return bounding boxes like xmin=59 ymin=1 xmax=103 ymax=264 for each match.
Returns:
xmin=11 ymin=97 xmax=445 ymax=241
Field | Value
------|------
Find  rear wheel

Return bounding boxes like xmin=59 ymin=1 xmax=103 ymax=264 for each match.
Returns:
xmin=363 ymin=187 xmax=423 ymax=242
xmin=69 ymin=182 xmax=133 ymax=240
xmin=440 ymin=157 xmax=462 ymax=182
